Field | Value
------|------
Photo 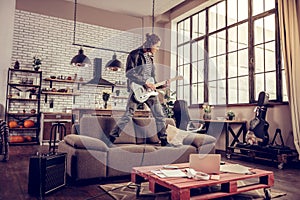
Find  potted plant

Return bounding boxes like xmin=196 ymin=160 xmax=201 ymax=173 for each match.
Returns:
xmin=202 ymin=103 xmax=212 ymax=120
xmin=32 ymin=55 xmax=42 ymax=71
xmin=102 ymin=90 xmax=111 ymax=109
xmin=226 ymin=110 xmax=235 ymax=120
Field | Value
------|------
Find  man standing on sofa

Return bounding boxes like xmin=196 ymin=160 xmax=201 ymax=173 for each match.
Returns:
xmin=108 ymin=33 xmax=170 ymax=146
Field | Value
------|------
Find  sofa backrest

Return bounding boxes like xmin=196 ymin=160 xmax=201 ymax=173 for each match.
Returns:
xmin=79 ymin=116 xmax=175 ymax=144
xmin=80 ymin=116 xmax=136 ymax=144
xmin=133 ymin=118 xmax=175 ymax=144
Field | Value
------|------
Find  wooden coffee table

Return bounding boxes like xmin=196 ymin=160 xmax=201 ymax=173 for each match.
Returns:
xmin=131 ymin=163 xmax=274 ymax=200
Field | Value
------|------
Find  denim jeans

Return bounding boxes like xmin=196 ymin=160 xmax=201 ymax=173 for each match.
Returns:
xmin=110 ymin=92 xmax=167 ymax=140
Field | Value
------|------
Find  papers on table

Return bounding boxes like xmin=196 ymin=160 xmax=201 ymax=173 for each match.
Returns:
xmin=151 ymin=169 xmax=187 ymax=178
xmin=160 ymin=169 xmax=187 ymax=177
xmin=220 ymin=164 xmax=252 ymax=174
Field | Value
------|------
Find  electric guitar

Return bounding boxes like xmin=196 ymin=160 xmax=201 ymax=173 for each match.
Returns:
xmin=131 ymin=76 xmax=183 ymax=103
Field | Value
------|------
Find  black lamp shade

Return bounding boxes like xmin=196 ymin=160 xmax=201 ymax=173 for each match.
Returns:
xmin=70 ymin=48 xmax=91 ymax=67
xmin=105 ymin=53 xmax=122 ymax=71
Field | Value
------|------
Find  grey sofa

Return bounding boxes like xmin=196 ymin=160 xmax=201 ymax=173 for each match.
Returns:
xmin=58 ymin=116 xmax=216 ymax=180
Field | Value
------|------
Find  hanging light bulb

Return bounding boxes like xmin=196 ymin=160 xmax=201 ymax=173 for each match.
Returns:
xmin=70 ymin=47 xmax=91 ymax=67
xmin=105 ymin=52 xmax=122 ymax=71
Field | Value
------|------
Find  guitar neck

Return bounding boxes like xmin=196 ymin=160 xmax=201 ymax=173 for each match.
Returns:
xmin=154 ymin=77 xmax=181 ymax=88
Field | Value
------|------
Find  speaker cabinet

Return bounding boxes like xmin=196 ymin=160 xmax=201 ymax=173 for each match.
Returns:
xmin=28 ymin=153 xmax=66 ymax=197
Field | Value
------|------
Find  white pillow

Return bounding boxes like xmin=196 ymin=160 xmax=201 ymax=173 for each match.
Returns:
xmin=166 ymin=124 xmax=190 ymax=146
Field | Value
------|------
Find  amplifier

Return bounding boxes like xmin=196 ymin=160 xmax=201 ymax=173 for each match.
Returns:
xmin=28 ymin=152 xmax=67 ymax=197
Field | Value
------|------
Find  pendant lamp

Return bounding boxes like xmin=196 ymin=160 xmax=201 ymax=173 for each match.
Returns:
xmin=105 ymin=53 xmax=122 ymax=71
xmin=70 ymin=47 xmax=91 ymax=67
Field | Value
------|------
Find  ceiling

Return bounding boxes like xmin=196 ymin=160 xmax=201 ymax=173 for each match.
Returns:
xmin=64 ymin=0 xmax=185 ymax=17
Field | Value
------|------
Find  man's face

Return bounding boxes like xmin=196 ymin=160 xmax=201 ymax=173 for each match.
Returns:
xmin=150 ymin=41 xmax=161 ymax=55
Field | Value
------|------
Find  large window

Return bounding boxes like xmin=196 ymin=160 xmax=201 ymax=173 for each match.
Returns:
xmin=176 ymin=0 xmax=287 ymax=106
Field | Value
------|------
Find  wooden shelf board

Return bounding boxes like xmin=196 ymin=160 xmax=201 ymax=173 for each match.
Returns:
xmin=44 ymin=78 xmax=85 ymax=84
xmin=41 ymin=91 xmax=80 ymax=96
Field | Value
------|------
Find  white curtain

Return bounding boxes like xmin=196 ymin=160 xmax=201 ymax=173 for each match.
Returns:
xmin=278 ymin=0 xmax=300 ymax=159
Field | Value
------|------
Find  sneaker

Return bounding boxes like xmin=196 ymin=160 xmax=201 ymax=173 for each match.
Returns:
xmin=109 ymin=135 xmax=116 ymax=143
xmin=160 ymin=139 xmax=170 ymax=147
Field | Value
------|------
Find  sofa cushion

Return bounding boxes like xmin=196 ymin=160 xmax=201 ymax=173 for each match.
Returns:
xmin=166 ymin=124 xmax=190 ymax=146
xmin=183 ymin=133 xmax=216 ymax=147
xmin=133 ymin=118 xmax=176 ymax=144
xmin=64 ymin=134 xmax=109 ymax=152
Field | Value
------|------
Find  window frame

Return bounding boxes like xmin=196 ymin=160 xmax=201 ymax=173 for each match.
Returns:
xmin=175 ymin=0 xmax=285 ymax=107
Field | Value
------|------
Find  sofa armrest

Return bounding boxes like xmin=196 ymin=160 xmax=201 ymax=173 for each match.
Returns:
xmin=64 ymin=134 xmax=109 ymax=152
xmin=183 ymin=133 xmax=216 ymax=147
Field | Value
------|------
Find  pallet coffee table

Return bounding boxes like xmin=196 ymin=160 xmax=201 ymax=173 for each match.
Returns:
xmin=131 ymin=163 xmax=274 ymax=200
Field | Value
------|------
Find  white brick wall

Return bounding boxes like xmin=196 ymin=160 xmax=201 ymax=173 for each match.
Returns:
xmin=10 ymin=10 xmax=142 ymax=112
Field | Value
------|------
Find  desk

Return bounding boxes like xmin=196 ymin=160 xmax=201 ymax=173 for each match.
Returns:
xmin=196 ymin=119 xmax=247 ymax=154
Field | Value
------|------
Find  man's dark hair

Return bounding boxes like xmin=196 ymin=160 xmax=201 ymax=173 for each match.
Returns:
xmin=143 ymin=33 xmax=161 ymax=50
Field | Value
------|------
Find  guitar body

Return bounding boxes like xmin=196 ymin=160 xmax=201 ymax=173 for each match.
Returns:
xmin=249 ymin=117 xmax=269 ymax=146
xmin=131 ymin=77 xmax=158 ymax=103
xmin=248 ymin=91 xmax=270 ymax=146
xmin=131 ymin=76 xmax=183 ymax=103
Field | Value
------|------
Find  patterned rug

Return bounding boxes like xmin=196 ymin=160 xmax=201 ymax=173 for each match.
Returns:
xmin=99 ymin=181 xmax=286 ymax=200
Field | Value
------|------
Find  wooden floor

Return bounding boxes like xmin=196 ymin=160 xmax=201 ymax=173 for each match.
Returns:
xmin=1 ymin=145 xmax=300 ymax=200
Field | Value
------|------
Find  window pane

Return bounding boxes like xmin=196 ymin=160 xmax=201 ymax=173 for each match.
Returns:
xmin=184 ymin=84 xmax=190 ymax=103
xmin=217 ymin=1 xmax=226 ymax=29
xmin=198 ymin=82 xmax=204 ymax=104
xmin=282 ymin=70 xmax=288 ymax=101
xmin=238 ymin=22 xmax=248 ymax=49
xmin=183 ymin=19 xmax=190 ymax=42
xmin=228 ymin=0 xmax=237 ymax=26
xmin=199 ymin=11 xmax=206 ymax=36
xmin=228 ymin=78 xmax=237 ymax=104
xmin=254 ymin=45 xmax=264 ymax=73
xmin=178 ymin=22 xmax=184 ymax=44
xmin=192 ymin=83 xmax=198 ymax=104
xmin=255 ymin=73 xmax=265 ymax=96
xmin=208 ymin=81 xmax=217 ymax=105
xmin=238 ymin=76 xmax=249 ymax=103
xmin=178 ymin=65 xmax=184 ymax=79
xmin=192 ymin=62 xmax=198 ymax=84
xmin=254 ymin=18 xmax=264 ymax=45
xmin=228 ymin=26 xmax=237 ymax=52
xmin=238 ymin=0 xmax=248 ymax=22
xmin=217 ymin=31 xmax=226 ymax=55
xmin=266 ymin=72 xmax=276 ymax=99
xmin=218 ymin=80 xmax=226 ymax=104
xmin=192 ymin=14 xmax=199 ymax=39
xmin=209 ymin=5 xmax=217 ymax=33
xmin=192 ymin=42 xmax=197 ymax=62
xmin=265 ymin=0 xmax=275 ymax=11
xmin=177 ymin=86 xmax=184 ymax=100
xmin=265 ymin=14 xmax=275 ymax=42
xmin=198 ymin=60 xmax=204 ymax=82
xmin=265 ymin=42 xmax=276 ymax=72
xmin=178 ymin=46 xmax=183 ymax=66
xmin=183 ymin=43 xmax=190 ymax=64
xmin=198 ymin=40 xmax=205 ymax=60
xmin=238 ymin=49 xmax=248 ymax=76
xmin=217 ymin=55 xmax=226 ymax=79
xmin=209 ymin=34 xmax=217 ymax=57
xmin=253 ymin=0 xmax=264 ymax=16
xmin=183 ymin=64 xmax=190 ymax=85
xmin=228 ymin=52 xmax=237 ymax=78
xmin=209 ymin=57 xmax=217 ymax=81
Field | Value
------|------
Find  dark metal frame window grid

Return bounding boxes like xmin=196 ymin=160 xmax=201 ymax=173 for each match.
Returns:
xmin=176 ymin=0 xmax=286 ymax=106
